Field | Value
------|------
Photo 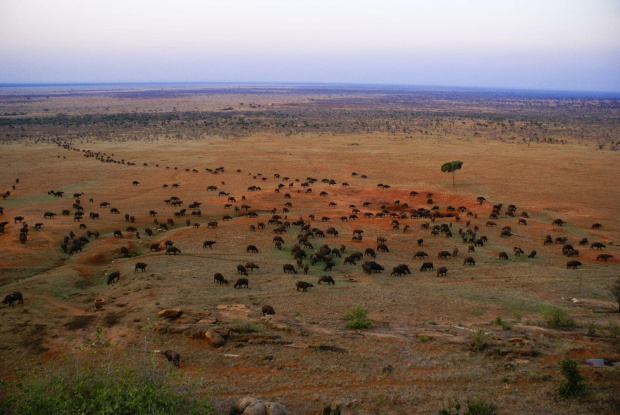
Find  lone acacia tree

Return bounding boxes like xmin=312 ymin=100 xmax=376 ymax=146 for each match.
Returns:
xmin=441 ymin=160 xmax=463 ymax=186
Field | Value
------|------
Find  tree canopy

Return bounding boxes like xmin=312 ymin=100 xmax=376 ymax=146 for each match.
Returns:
xmin=441 ymin=160 xmax=463 ymax=186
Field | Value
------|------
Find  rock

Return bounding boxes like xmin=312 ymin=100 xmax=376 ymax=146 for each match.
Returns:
xmin=205 ymin=329 xmax=226 ymax=347
xmin=167 ymin=324 xmax=190 ymax=334
xmin=158 ymin=308 xmax=182 ymax=318
xmin=229 ymin=397 xmax=288 ymax=415
xmin=198 ymin=317 xmax=218 ymax=324
xmin=507 ymin=337 xmax=526 ymax=344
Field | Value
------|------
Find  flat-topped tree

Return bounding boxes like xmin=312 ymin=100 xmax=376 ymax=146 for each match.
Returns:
xmin=441 ymin=160 xmax=463 ymax=186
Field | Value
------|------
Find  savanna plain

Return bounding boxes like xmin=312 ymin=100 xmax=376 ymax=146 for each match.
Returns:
xmin=0 ymin=84 xmax=618 ymax=414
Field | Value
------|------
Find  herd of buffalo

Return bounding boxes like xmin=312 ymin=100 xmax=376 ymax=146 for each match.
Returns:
xmin=0 ymin=144 xmax=615 ymax=320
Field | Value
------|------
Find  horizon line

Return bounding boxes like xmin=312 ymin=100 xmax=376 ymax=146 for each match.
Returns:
xmin=0 ymin=81 xmax=619 ymax=97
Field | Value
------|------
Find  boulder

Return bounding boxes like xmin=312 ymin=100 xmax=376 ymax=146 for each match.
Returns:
xmin=205 ymin=329 xmax=226 ymax=347
xmin=158 ymin=308 xmax=182 ymax=318
xmin=229 ymin=397 xmax=288 ymax=415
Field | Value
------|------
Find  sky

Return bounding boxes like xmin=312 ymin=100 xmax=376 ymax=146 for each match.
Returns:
xmin=0 ymin=0 xmax=619 ymax=92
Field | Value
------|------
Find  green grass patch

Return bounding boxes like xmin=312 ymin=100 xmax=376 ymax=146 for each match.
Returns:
xmin=1 ymin=353 xmax=214 ymax=415
xmin=344 ymin=305 xmax=371 ymax=330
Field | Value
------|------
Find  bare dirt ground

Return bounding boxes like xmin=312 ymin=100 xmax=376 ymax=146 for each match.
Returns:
xmin=0 ymin=86 xmax=618 ymax=414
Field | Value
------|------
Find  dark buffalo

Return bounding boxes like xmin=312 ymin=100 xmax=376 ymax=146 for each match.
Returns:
xmin=420 ymin=262 xmax=434 ymax=272
xmin=160 ymin=350 xmax=180 ymax=368
xmin=437 ymin=251 xmax=452 ymax=259
xmin=296 ymin=281 xmax=314 ymax=292
xmin=2 ymin=291 xmax=23 ymax=306
xmin=566 ymin=260 xmax=582 ymax=269
xmin=166 ymin=247 xmax=181 ymax=255
xmin=261 ymin=305 xmax=275 ymax=316
xmin=283 ymin=264 xmax=297 ymax=274
xmin=214 ymin=273 xmax=228 ymax=284
xmin=245 ymin=262 xmax=259 ymax=272
xmin=107 ymin=271 xmax=120 ymax=285
xmin=413 ymin=251 xmax=428 ymax=260
xmin=246 ymin=245 xmax=259 ymax=253
xmin=437 ymin=267 xmax=448 ymax=277
xmin=237 ymin=265 xmax=248 ymax=275
xmin=134 ymin=262 xmax=147 ymax=272
xmin=498 ymin=252 xmax=508 ymax=260
xmin=590 ymin=242 xmax=606 ymax=250
xmin=234 ymin=278 xmax=249 ymax=289
xmin=318 ymin=275 xmax=335 ymax=285
xmin=596 ymin=254 xmax=613 ymax=262
xmin=463 ymin=257 xmax=476 ymax=265
xmin=528 ymin=250 xmax=537 ymax=258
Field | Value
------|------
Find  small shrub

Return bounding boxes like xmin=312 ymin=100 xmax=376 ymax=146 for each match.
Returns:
xmin=322 ymin=405 xmax=341 ymax=415
xmin=470 ymin=329 xmax=489 ymax=353
xmin=558 ymin=358 xmax=586 ymax=398
xmin=419 ymin=335 xmax=430 ymax=343
xmin=542 ymin=306 xmax=575 ymax=329
xmin=438 ymin=398 xmax=498 ymax=415
xmin=230 ymin=318 xmax=258 ymax=333
xmin=495 ymin=316 xmax=511 ymax=331
xmin=344 ymin=305 xmax=371 ymax=330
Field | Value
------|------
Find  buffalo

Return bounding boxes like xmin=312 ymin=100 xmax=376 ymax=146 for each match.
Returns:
xmin=234 ymin=278 xmax=249 ymax=289
xmin=166 ymin=247 xmax=181 ymax=255
xmin=318 ymin=275 xmax=335 ymax=285
xmin=214 ymin=273 xmax=229 ymax=284
xmin=262 ymin=305 xmax=275 ymax=316
xmin=246 ymin=245 xmax=259 ymax=253
xmin=160 ymin=350 xmax=180 ymax=368
xmin=437 ymin=267 xmax=448 ymax=277
xmin=566 ymin=260 xmax=582 ymax=269
xmin=134 ymin=262 xmax=147 ymax=272
xmin=420 ymin=262 xmax=434 ymax=272
xmin=296 ymin=281 xmax=314 ymax=292
xmin=2 ymin=291 xmax=23 ymax=306
xmin=107 ymin=271 xmax=120 ymax=285
xmin=283 ymin=264 xmax=297 ymax=274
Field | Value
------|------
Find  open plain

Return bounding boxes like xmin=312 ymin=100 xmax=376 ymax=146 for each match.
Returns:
xmin=0 ymin=85 xmax=619 ymax=414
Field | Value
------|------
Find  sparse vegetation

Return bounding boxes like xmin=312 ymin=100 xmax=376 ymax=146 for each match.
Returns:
xmin=438 ymin=398 xmax=498 ymax=415
xmin=542 ymin=306 xmax=576 ymax=329
xmin=611 ymin=277 xmax=620 ymax=313
xmin=558 ymin=358 xmax=587 ymax=398
xmin=1 ymin=354 xmax=214 ymax=414
xmin=470 ymin=330 xmax=489 ymax=353
xmin=344 ymin=305 xmax=371 ymax=329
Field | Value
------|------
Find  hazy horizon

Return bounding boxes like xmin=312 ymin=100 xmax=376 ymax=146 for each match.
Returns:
xmin=1 ymin=0 xmax=619 ymax=93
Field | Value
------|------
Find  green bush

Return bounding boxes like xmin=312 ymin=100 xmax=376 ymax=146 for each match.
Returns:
xmin=438 ymin=398 xmax=498 ymax=415
xmin=344 ymin=305 xmax=371 ymax=330
xmin=1 ymin=355 xmax=214 ymax=415
xmin=470 ymin=329 xmax=489 ymax=353
xmin=558 ymin=358 xmax=586 ymax=398
xmin=542 ymin=306 xmax=576 ymax=329
xmin=494 ymin=316 xmax=511 ymax=331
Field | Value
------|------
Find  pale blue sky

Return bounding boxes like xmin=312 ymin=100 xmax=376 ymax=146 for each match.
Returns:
xmin=0 ymin=0 xmax=619 ymax=91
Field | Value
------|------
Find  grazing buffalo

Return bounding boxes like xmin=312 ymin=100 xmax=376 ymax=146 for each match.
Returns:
xmin=528 ymin=250 xmax=537 ymax=258
xmin=318 ymin=275 xmax=335 ymax=285
xmin=19 ymin=233 xmax=27 ymax=244
xmin=113 ymin=230 xmax=123 ymax=238
xmin=437 ymin=267 xmax=448 ymax=277
xmin=203 ymin=240 xmax=217 ymax=249
xmin=413 ymin=251 xmax=428 ymax=260
xmin=214 ymin=273 xmax=228 ymax=284
xmin=590 ymin=242 xmax=606 ymax=250
xmin=391 ymin=265 xmax=410 ymax=276
xmin=237 ymin=265 xmax=248 ymax=275
xmin=591 ymin=223 xmax=602 ymax=229
xmin=420 ymin=262 xmax=434 ymax=272
xmin=499 ymin=252 xmax=508 ymax=260
xmin=262 ymin=305 xmax=275 ymax=316
xmin=246 ymin=245 xmax=259 ymax=253
xmin=166 ymin=247 xmax=181 ymax=255
xmin=437 ymin=251 xmax=452 ymax=259
xmin=596 ymin=254 xmax=613 ymax=262
xmin=296 ymin=281 xmax=314 ymax=292
xmin=44 ymin=212 xmax=56 ymax=219
xmin=566 ymin=260 xmax=582 ymax=269
xmin=283 ymin=264 xmax=297 ymax=274
xmin=245 ymin=262 xmax=259 ymax=272
xmin=150 ymin=243 xmax=161 ymax=251
xmin=134 ymin=262 xmax=147 ymax=272
xmin=107 ymin=271 xmax=120 ymax=285
xmin=377 ymin=243 xmax=389 ymax=253
xmin=14 ymin=216 xmax=24 ymax=223
xmin=160 ymin=350 xmax=180 ymax=368
xmin=234 ymin=278 xmax=249 ymax=289
xmin=303 ymin=264 xmax=309 ymax=274
xmin=578 ymin=238 xmax=588 ymax=246
xmin=2 ymin=291 xmax=23 ymax=306
xmin=553 ymin=219 xmax=565 ymax=226
xmin=120 ymin=246 xmax=131 ymax=257
xmin=463 ymin=257 xmax=476 ymax=266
